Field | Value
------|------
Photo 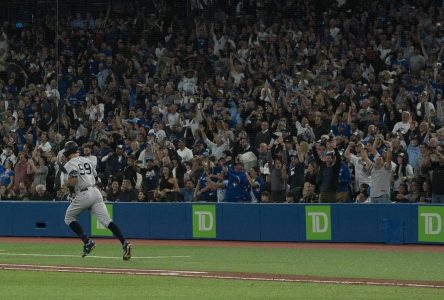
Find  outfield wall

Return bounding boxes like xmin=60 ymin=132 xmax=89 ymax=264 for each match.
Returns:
xmin=0 ymin=202 xmax=443 ymax=244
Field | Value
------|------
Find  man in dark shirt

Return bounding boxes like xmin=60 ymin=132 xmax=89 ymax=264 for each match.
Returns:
xmin=119 ymin=179 xmax=138 ymax=202
xmin=140 ymin=159 xmax=159 ymax=201
xmin=431 ymin=147 xmax=444 ymax=203
xmin=288 ymin=153 xmax=305 ymax=202
xmin=254 ymin=121 xmax=272 ymax=149
xmin=312 ymin=112 xmax=330 ymax=140
xmin=312 ymin=141 xmax=341 ymax=203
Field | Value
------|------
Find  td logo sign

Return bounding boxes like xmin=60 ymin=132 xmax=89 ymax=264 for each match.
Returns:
xmin=305 ymin=206 xmax=331 ymax=240
xmin=418 ymin=206 xmax=444 ymax=242
xmin=192 ymin=205 xmax=216 ymax=238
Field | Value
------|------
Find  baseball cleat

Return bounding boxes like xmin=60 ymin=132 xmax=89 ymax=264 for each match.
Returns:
xmin=82 ymin=239 xmax=96 ymax=258
xmin=123 ymin=241 xmax=132 ymax=261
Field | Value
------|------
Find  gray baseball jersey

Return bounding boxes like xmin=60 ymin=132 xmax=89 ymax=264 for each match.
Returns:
xmin=62 ymin=156 xmax=97 ymax=193
xmin=62 ymin=156 xmax=111 ymax=227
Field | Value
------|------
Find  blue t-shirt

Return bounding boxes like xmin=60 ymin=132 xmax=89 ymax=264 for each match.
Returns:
xmin=0 ymin=170 xmax=14 ymax=187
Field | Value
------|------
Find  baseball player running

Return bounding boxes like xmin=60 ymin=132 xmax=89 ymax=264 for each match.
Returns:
xmin=61 ymin=141 xmax=132 ymax=260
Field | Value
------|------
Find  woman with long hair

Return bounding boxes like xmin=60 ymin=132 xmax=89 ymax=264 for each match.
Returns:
xmin=392 ymin=152 xmax=413 ymax=199
xmin=304 ymin=161 xmax=318 ymax=186
xmin=27 ymin=149 xmax=49 ymax=197
xmin=155 ymin=166 xmax=179 ymax=202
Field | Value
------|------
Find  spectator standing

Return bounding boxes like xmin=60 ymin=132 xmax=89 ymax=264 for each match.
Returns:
xmin=224 ymin=162 xmax=250 ymax=202
xmin=392 ymin=152 xmax=414 ymax=199
xmin=345 ymin=142 xmax=372 ymax=196
xmin=176 ymin=139 xmax=194 ymax=162
xmin=312 ymin=141 xmax=341 ymax=203
xmin=392 ymin=111 xmax=412 ymax=135
xmin=362 ymin=141 xmax=393 ymax=203
xmin=102 ymin=144 xmax=127 ymax=183
xmin=254 ymin=121 xmax=272 ymax=149
xmin=139 ymin=158 xmax=159 ymax=201
xmin=203 ymin=131 xmax=229 ymax=160
xmin=195 ymin=159 xmax=218 ymax=202
xmin=246 ymin=166 xmax=265 ymax=203
xmin=267 ymin=137 xmax=288 ymax=203
xmin=12 ymin=152 xmax=33 ymax=193
xmin=336 ymin=157 xmax=352 ymax=203
xmin=430 ymin=147 xmax=444 ymax=203
xmin=123 ymin=155 xmax=138 ymax=187
xmin=27 ymin=150 xmax=48 ymax=194
xmin=82 ymin=143 xmax=98 ymax=170
xmin=287 ymin=142 xmax=306 ymax=202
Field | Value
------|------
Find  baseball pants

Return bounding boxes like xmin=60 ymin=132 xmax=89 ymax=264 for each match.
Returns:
xmin=64 ymin=187 xmax=112 ymax=227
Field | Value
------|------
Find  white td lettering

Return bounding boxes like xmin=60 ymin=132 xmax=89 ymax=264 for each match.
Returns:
xmin=421 ymin=213 xmax=442 ymax=235
xmin=308 ymin=212 xmax=328 ymax=233
xmin=194 ymin=211 xmax=214 ymax=231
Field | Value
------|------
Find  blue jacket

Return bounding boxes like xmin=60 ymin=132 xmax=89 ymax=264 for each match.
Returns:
xmin=224 ymin=166 xmax=250 ymax=202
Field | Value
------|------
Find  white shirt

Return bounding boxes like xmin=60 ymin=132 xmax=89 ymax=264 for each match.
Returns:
xmin=0 ymin=151 xmax=17 ymax=166
xmin=392 ymin=121 xmax=410 ymax=134
xmin=369 ymin=163 xmax=392 ymax=198
xmin=205 ymin=138 xmax=229 ymax=160
xmin=213 ymin=35 xmax=227 ymax=56
xmin=37 ymin=141 xmax=52 ymax=153
xmin=148 ymin=129 xmax=166 ymax=143
xmin=177 ymin=147 xmax=194 ymax=162
xmin=416 ymin=102 xmax=435 ymax=119
xmin=178 ymin=77 xmax=197 ymax=95
xmin=350 ymin=154 xmax=372 ymax=189
xmin=166 ymin=112 xmax=180 ymax=127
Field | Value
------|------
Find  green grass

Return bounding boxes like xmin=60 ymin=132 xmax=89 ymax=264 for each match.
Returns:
xmin=0 ymin=241 xmax=444 ymax=281
xmin=1 ymin=270 xmax=443 ymax=300
xmin=1 ymin=240 xmax=444 ymax=299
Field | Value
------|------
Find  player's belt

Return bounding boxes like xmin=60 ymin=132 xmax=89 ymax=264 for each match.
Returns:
xmin=79 ymin=186 xmax=93 ymax=192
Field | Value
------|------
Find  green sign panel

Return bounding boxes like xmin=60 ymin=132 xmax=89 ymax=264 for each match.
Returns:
xmin=91 ymin=204 xmax=113 ymax=236
xmin=305 ymin=205 xmax=331 ymax=240
xmin=192 ymin=205 xmax=216 ymax=238
xmin=418 ymin=206 xmax=444 ymax=242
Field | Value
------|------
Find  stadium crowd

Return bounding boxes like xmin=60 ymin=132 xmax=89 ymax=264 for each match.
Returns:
xmin=0 ymin=0 xmax=443 ymax=204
